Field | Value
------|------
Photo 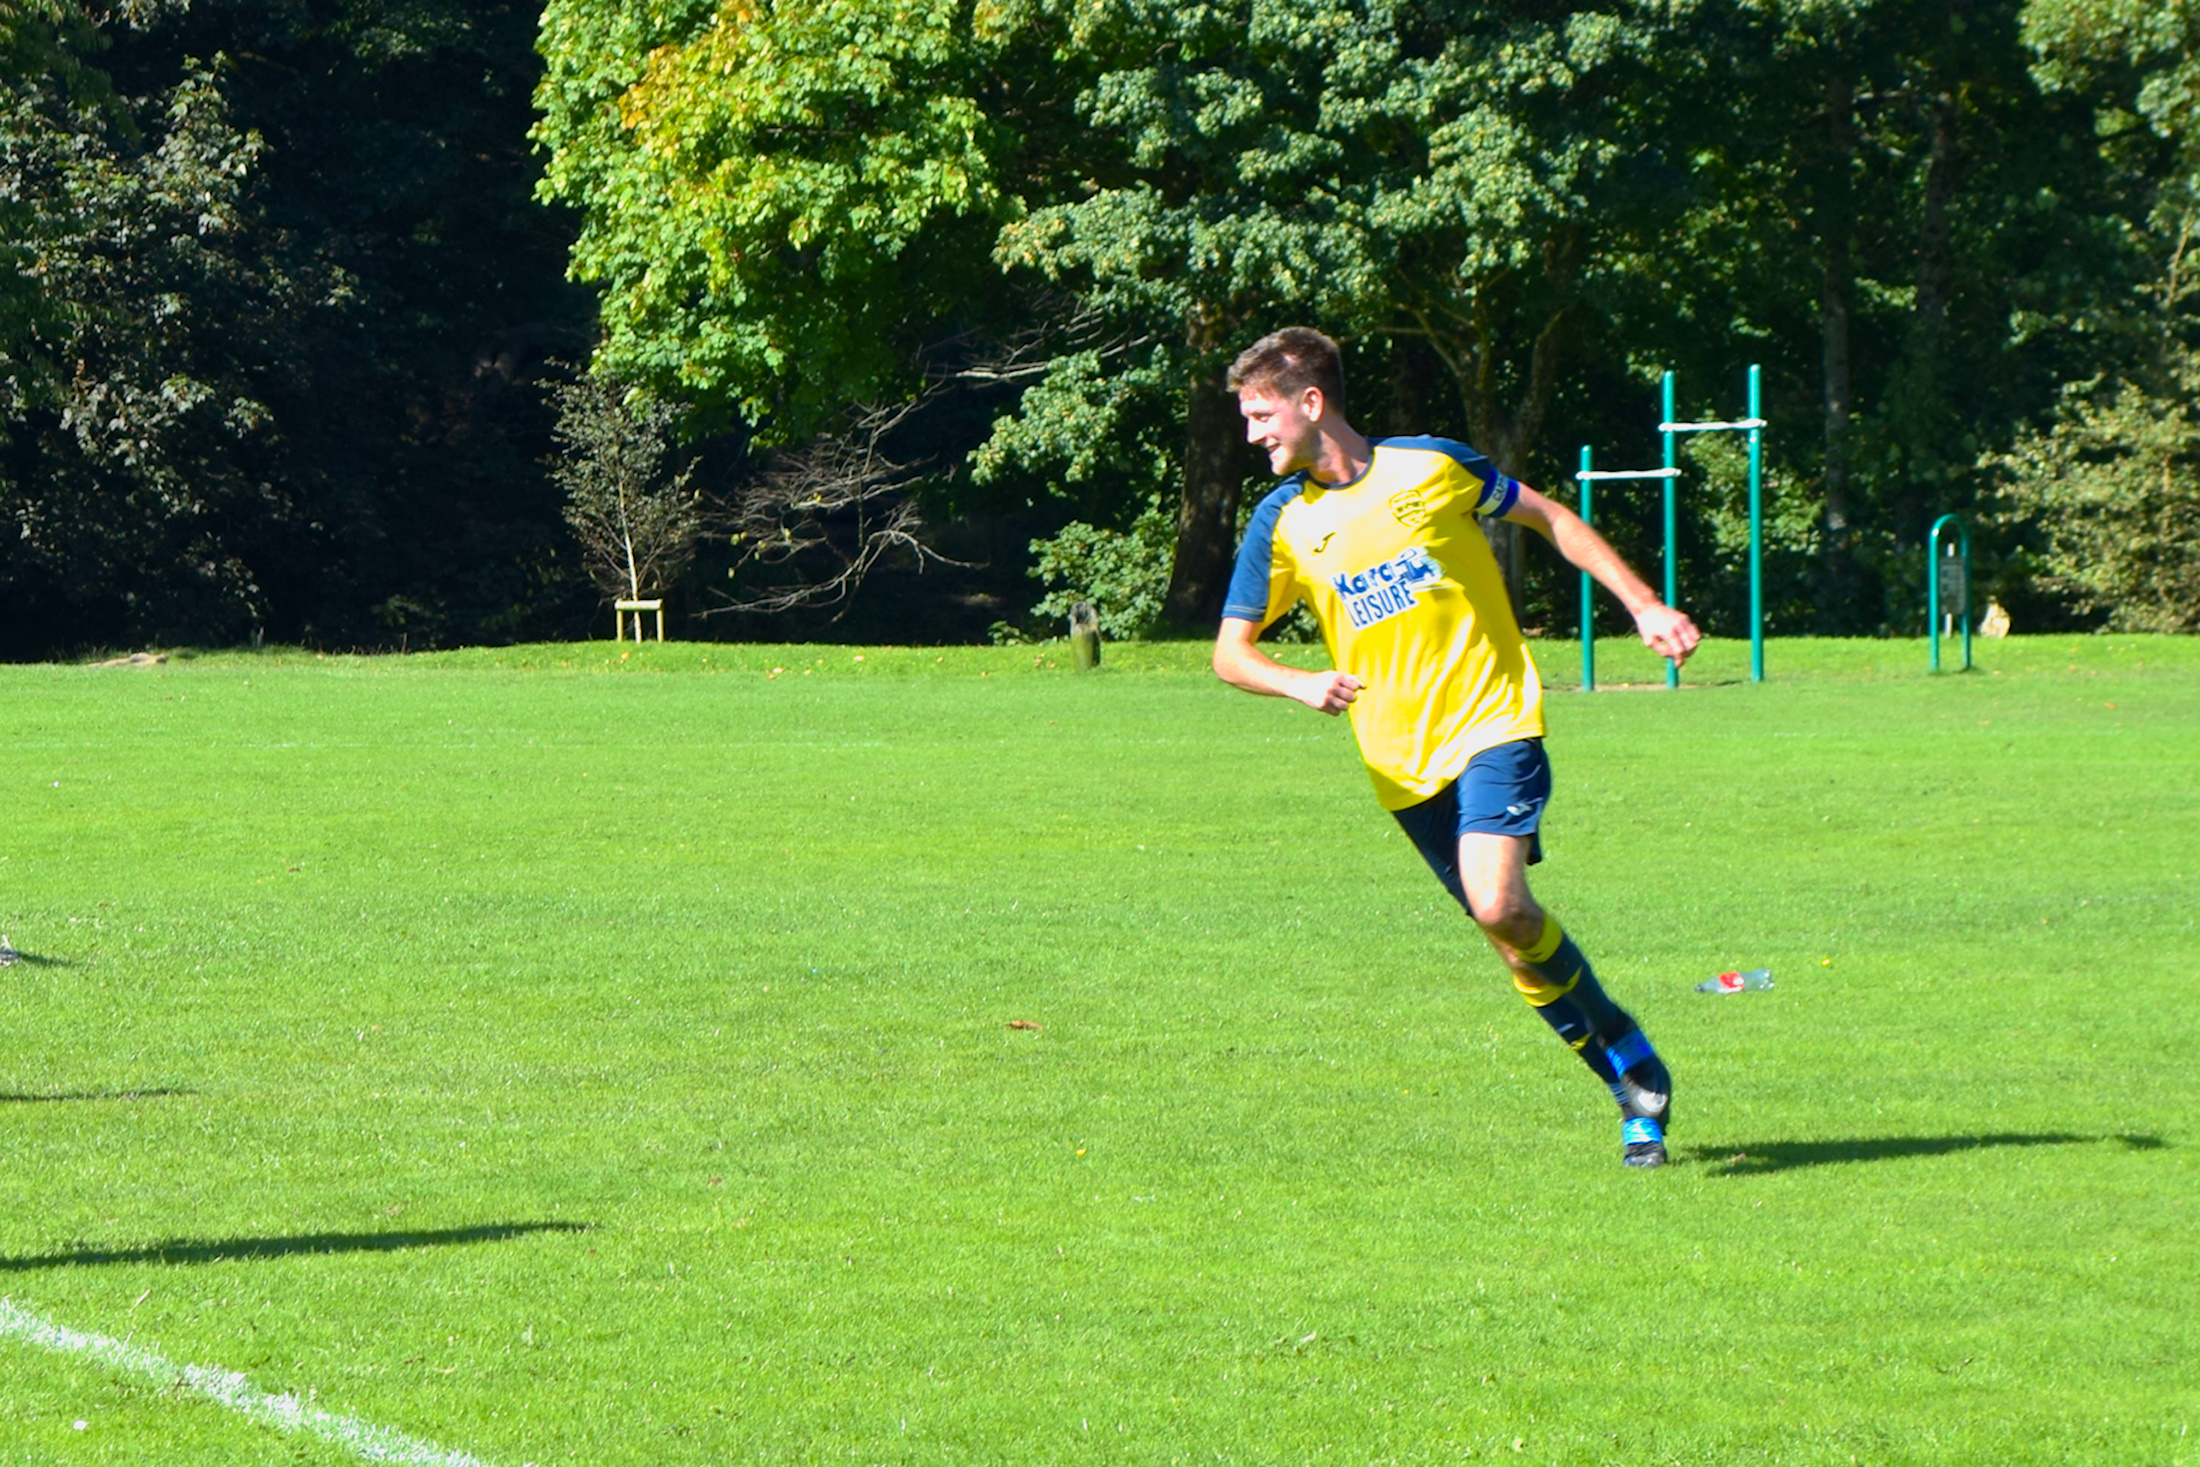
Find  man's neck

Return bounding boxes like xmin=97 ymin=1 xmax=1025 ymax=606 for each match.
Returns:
xmin=1306 ymin=422 xmax=1373 ymax=487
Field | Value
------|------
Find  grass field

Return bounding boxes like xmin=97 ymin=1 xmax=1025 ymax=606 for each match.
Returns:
xmin=1 ymin=634 xmax=2194 ymax=1465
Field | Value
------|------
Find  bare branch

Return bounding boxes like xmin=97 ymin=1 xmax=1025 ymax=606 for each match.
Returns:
xmin=927 ymin=299 xmax=1151 ymax=386
xmin=705 ymin=395 xmax=969 ymax=618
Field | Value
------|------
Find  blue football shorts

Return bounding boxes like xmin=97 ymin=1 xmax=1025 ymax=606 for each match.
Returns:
xmin=1390 ymin=737 xmax=1552 ymax=912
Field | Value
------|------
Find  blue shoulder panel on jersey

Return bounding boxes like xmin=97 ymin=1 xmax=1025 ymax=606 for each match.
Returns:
xmin=1222 ymin=479 xmax=1307 ymax=622
xmin=1374 ymin=435 xmax=1516 ymax=516
xmin=1373 ymin=434 xmax=1492 ymax=476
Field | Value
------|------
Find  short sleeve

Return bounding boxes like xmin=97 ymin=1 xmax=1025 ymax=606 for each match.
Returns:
xmin=1222 ymin=482 xmax=1306 ymax=626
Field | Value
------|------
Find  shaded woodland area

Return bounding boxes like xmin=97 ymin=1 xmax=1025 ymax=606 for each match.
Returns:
xmin=5 ymin=0 xmax=2198 ymax=657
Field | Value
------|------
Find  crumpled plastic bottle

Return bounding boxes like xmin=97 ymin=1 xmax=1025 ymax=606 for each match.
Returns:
xmin=1696 ymin=967 xmax=1773 ymax=994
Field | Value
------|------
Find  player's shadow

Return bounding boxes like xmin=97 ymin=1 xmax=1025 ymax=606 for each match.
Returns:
xmin=0 ymin=1087 xmax=194 ymax=1104
xmin=1690 ymin=1132 xmax=2164 ymax=1176
xmin=0 ymin=1221 xmax=593 ymax=1272
xmin=1 ymin=949 xmax=72 ymax=967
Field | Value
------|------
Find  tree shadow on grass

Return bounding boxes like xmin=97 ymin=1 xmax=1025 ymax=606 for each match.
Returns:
xmin=0 ymin=1087 xmax=194 ymax=1104
xmin=1688 ymin=1132 xmax=2166 ymax=1176
xmin=0 ymin=1222 xmax=594 ymax=1272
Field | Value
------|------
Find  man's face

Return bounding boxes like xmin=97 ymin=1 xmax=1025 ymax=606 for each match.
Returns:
xmin=1238 ymin=382 xmax=1324 ymax=476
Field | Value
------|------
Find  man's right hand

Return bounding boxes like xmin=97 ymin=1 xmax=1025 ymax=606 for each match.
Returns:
xmin=1294 ymin=669 xmax=1364 ymax=715
xmin=1214 ymin=617 xmax=1362 ymax=713
xmin=1633 ymin=603 xmax=1702 ymax=665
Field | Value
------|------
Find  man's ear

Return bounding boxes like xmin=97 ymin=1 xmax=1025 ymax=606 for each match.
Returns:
xmin=1301 ymin=385 xmax=1327 ymax=423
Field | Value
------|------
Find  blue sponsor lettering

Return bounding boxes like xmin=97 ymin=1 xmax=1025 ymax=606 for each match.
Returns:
xmin=1333 ymin=546 xmax=1441 ymax=628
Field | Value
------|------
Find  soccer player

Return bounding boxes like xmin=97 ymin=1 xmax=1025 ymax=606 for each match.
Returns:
xmin=1212 ymin=327 xmax=1701 ymax=1168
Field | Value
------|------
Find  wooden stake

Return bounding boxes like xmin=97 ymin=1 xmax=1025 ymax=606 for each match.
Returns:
xmin=1069 ymin=601 xmax=1101 ymax=671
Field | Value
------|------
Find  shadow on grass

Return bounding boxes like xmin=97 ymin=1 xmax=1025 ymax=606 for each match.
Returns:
xmin=0 ymin=949 xmax=71 ymax=967
xmin=0 ymin=1221 xmax=593 ymax=1272
xmin=1689 ymin=1132 xmax=2165 ymax=1176
xmin=0 ymin=1087 xmax=194 ymax=1104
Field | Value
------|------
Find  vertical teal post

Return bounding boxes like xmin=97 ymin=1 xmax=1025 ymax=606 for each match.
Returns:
xmin=1927 ymin=541 xmax=1940 ymax=672
xmin=1661 ymin=371 xmax=1678 ymax=688
xmin=1748 ymin=364 xmax=1764 ymax=683
xmin=1579 ymin=444 xmax=1595 ymax=692
xmin=1962 ymin=545 xmax=1974 ymax=671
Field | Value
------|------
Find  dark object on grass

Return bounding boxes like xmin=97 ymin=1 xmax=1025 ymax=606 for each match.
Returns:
xmin=0 ymin=935 xmax=15 ymax=966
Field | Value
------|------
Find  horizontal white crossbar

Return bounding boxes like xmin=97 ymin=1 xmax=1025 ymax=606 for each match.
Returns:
xmin=1575 ymin=468 xmax=1682 ymax=481
xmin=1659 ymin=418 xmax=1766 ymax=433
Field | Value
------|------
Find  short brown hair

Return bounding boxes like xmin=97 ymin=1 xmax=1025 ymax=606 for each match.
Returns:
xmin=1227 ymin=327 xmax=1346 ymax=415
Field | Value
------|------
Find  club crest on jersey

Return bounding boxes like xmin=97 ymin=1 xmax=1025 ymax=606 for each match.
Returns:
xmin=1332 ymin=545 xmax=1442 ymax=628
xmin=1388 ymin=488 xmax=1432 ymax=529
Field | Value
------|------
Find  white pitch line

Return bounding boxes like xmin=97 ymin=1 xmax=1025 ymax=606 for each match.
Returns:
xmin=0 ymin=1297 xmax=497 ymax=1466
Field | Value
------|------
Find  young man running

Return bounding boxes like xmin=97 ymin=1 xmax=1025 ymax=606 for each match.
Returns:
xmin=1212 ymin=327 xmax=1701 ymax=1168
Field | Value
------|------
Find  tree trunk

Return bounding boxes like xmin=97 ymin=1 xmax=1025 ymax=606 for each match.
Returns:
xmin=1818 ymin=72 xmax=1857 ymax=633
xmin=1161 ymin=311 xmax=1249 ymax=630
xmin=1912 ymin=93 xmax=1959 ymax=364
xmin=1894 ymin=89 xmax=1963 ymax=539
xmin=1483 ymin=518 xmax=1527 ymax=621
xmin=1434 ymin=293 xmax=1570 ymax=619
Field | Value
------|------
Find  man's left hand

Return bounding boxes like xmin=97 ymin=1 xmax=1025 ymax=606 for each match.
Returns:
xmin=1634 ymin=604 xmax=1701 ymax=665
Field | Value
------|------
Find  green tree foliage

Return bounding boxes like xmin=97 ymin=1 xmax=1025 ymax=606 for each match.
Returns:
xmin=1 ymin=0 xmax=594 ymax=657
xmin=1023 ymin=494 xmax=1176 ymax=640
xmin=0 ymin=9 xmax=292 ymax=647
xmin=1983 ymin=0 xmax=2200 ymax=632
xmin=9 ymin=0 xmax=2199 ymax=651
xmin=121 ymin=0 xmax=600 ymax=649
xmin=1531 ymin=0 xmax=2148 ymax=637
xmin=1990 ymin=378 xmax=2200 ymax=630
xmin=988 ymin=0 xmax=1697 ymax=623
xmin=532 ymin=0 xmax=1085 ymax=618
xmin=538 ymin=0 xmax=2185 ymax=639
xmin=532 ymin=0 xmax=1035 ymax=438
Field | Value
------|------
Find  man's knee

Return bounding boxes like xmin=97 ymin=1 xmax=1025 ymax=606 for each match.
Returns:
xmin=1456 ymin=836 xmax=1536 ymax=931
xmin=1464 ymin=884 xmax=1542 ymax=945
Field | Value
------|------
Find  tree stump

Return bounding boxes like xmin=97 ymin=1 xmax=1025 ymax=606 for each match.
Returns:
xmin=1069 ymin=601 xmax=1101 ymax=670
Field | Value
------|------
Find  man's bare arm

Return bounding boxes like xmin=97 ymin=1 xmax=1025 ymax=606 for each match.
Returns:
xmin=1212 ymin=616 xmax=1362 ymax=714
xmin=1503 ymin=485 xmax=1702 ymax=664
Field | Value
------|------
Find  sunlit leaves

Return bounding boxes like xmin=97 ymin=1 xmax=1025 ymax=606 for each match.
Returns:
xmin=1991 ymin=375 xmax=2200 ymax=630
xmin=535 ymin=0 xmax=1015 ymax=437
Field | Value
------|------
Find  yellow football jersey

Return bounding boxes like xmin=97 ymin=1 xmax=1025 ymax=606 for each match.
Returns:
xmin=1222 ymin=436 xmax=1545 ymax=809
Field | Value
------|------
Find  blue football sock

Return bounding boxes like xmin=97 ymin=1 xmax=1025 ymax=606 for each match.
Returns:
xmin=1605 ymin=1028 xmax=1657 ymax=1079
xmin=1513 ymin=915 xmax=1638 ymax=1049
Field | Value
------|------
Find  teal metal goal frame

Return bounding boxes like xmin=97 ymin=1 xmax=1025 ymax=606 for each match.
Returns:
xmin=1927 ymin=512 xmax=1972 ymax=673
xmin=1573 ymin=366 xmax=1765 ymax=690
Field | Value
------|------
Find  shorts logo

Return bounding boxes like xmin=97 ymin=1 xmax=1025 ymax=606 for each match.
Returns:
xmin=1388 ymin=488 xmax=1432 ymax=529
xmin=1332 ymin=545 xmax=1442 ymax=629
